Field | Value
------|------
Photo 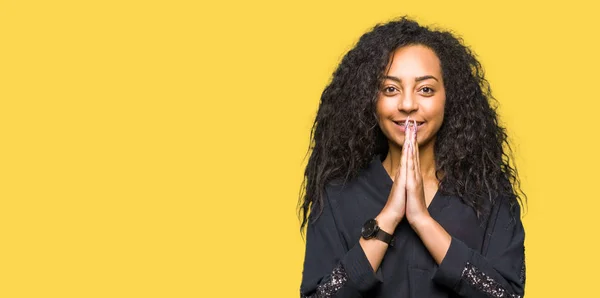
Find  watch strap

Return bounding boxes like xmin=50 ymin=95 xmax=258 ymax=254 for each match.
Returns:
xmin=375 ymin=229 xmax=395 ymax=246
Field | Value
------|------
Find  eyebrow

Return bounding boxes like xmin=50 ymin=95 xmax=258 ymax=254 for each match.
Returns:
xmin=383 ymin=75 xmax=439 ymax=83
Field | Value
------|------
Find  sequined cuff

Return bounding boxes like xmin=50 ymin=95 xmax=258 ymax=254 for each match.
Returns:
xmin=520 ymin=248 xmax=526 ymax=285
xmin=520 ymin=260 xmax=526 ymax=285
xmin=462 ymin=262 xmax=522 ymax=298
xmin=301 ymin=263 xmax=348 ymax=298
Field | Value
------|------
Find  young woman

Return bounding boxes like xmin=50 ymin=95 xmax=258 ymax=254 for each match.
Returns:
xmin=298 ymin=17 xmax=527 ymax=298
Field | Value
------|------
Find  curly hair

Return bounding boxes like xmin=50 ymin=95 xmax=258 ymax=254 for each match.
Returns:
xmin=298 ymin=16 xmax=527 ymax=232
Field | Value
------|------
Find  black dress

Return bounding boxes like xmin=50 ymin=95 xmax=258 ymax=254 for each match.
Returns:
xmin=300 ymin=154 xmax=526 ymax=297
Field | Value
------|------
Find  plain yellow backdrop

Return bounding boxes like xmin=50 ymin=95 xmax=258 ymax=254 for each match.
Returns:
xmin=1 ymin=0 xmax=599 ymax=297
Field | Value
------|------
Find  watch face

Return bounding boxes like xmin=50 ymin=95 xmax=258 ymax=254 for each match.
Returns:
xmin=361 ymin=219 xmax=378 ymax=239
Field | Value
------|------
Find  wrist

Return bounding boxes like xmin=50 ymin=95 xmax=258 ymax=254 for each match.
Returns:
xmin=409 ymin=213 xmax=434 ymax=234
xmin=375 ymin=211 xmax=400 ymax=234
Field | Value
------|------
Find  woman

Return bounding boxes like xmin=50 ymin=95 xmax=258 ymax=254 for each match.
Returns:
xmin=298 ymin=17 xmax=527 ymax=298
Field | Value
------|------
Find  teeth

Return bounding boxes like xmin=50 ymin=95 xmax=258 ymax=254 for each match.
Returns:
xmin=396 ymin=120 xmax=423 ymax=126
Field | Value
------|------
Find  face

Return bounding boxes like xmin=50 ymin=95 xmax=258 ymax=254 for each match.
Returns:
xmin=375 ymin=44 xmax=446 ymax=149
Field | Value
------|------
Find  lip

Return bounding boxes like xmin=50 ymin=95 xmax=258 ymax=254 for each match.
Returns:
xmin=394 ymin=121 xmax=424 ymax=132
xmin=394 ymin=119 xmax=424 ymax=125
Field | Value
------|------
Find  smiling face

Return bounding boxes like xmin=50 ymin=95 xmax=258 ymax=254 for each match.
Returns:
xmin=376 ymin=44 xmax=446 ymax=149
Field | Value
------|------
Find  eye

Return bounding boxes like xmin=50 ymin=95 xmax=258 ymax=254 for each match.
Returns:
xmin=382 ymin=86 xmax=399 ymax=95
xmin=419 ymin=86 xmax=434 ymax=95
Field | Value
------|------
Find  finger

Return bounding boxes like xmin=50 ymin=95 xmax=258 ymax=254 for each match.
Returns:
xmin=400 ymin=124 xmax=410 ymax=171
xmin=396 ymin=133 xmax=411 ymax=189
xmin=398 ymin=137 xmax=408 ymax=189
xmin=412 ymin=119 xmax=417 ymax=143
xmin=403 ymin=116 xmax=411 ymax=151
xmin=400 ymin=118 xmax=411 ymax=167
xmin=393 ymin=135 xmax=408 ymax=184
xmin=400 ymin=116 xmax=413 ymax=186
xmin=406 ymin=139 xmax=415 ymax=190
xmin=413 ymin=119 xmax=421 ymax=177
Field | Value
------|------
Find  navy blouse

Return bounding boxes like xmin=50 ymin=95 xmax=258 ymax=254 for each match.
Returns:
xmin=300 ymin=154 xmax=526 ymax=297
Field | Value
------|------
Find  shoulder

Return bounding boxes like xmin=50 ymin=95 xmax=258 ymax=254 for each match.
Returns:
xmin=307 ymin=170 xmax=370 ymax=221
xmin=311 ymin=155 xmax=390 ymax=226
xmin=488 ymin=193 xmax=524 ymax=233
xmin=322 ymin=175 xmax=364 ymax=207
xmin=323 ymin=165 xmax=378 ymax=206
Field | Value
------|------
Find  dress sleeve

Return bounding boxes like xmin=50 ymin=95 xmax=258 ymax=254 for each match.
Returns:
xmin=431 ymin=196 xmax=526 ymax=297
xmin=300 ymin=189 xmax=383 ymax=297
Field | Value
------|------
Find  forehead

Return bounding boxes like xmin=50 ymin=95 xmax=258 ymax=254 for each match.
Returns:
xmin=385 ymin=45 xmax=442 ymax=78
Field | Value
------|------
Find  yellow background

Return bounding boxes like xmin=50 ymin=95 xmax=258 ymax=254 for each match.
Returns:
xmin=1 ymin=0 xmax=598 ymax=297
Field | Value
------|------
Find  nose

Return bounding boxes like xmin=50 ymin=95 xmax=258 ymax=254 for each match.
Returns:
xmin=397 ymin=92 xmax=418 ymax=113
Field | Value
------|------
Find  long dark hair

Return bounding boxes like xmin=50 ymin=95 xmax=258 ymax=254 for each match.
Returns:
xmin=298 ymin=16 xmax=526 ymax=232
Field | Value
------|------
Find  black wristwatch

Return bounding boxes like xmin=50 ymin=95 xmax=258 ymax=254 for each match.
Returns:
xmin=361 ymin=218 xmax=395 ymax=246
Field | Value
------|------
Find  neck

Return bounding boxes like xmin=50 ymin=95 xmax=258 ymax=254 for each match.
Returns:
xmin=383 ymin=140 xmax=438 ymax=182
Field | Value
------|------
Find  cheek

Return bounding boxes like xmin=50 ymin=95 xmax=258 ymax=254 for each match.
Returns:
xmin=436 ymin=106 xmax=445 ymax=122
xmin=438 ymin=98 xmax=446 ymax=121
xmin=422 ymin=97 xmax=445 ymax=131
xmin=375 ymin=101 xmax=382 ymax=118
xmin=376 ymin=96 xmax=395 ymax=116
xmin=431 ymin=96 xmax=446 ymax=121
xmin=431 ymin=99 xmax=445 ymax=131
xmin=375 ymin=98 xmax=387 ymax=121
xmin=375 ymin=98 xmax=393 ymax=134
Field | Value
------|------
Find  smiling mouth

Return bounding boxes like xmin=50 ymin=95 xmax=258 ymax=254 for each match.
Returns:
xmin=393 ymin=120 xmax=425 ymax=133
xmin=394 ymin=120 xmax=424 ymax=127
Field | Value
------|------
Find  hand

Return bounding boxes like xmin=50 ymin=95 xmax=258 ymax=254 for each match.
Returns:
xmin=405 ymin=119 xmax=431 ymax=226
xmin=377 ymin=120 xmax=412 ymax=229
